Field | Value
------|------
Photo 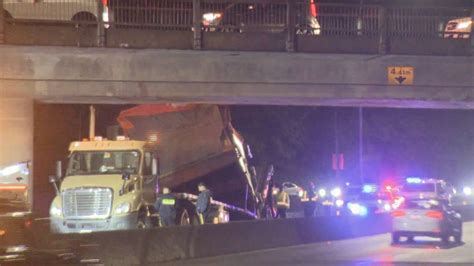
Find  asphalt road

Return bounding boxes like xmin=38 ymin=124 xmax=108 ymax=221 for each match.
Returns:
xmin=162 ymin=221 xmax=474 ymax=266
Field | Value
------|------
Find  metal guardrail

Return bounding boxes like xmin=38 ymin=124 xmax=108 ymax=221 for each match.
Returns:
xmin=0 ymin=0 xmax=472 ymax=55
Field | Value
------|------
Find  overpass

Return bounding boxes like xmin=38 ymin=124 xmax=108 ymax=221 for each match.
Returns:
xmin=1 ymin=44 xmax=473 ymax=175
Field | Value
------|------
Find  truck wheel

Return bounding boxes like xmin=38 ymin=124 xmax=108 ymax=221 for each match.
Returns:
xmin=179 ymin=209 xmax=191 ymax=226
xmin=137 ymin=210 xmax=150 ymax=229
xmin=391 ymin=233 xmax=400 ymax=244
xmin=454 ymin=226 xmax=463 ymax=244
xmin=441 ymin=235 xmax=450 ymax=245
xmin=176 ymin=202 xmax=199 ymax=226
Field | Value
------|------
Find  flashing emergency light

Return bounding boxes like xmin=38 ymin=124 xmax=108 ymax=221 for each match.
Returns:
xmin=383 ymin=203 xmax=391 ymax=212
xmin=348 ymin=203 xmax=368 ymax=216
xmin=463 ymin=186 xmax=472 ymax=196
xmin=362 ymin=184 xmax=377 ymax=193
xmin=330 ymin=187 xmax=342 ymax=198
xmin=318 ymin=189 xmax=326 ymax=198
xmin=406 ymin=177 xmax=422 ymax=184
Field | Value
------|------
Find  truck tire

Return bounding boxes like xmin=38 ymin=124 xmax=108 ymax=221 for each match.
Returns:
xmin=441 ymin=234 xmax=450 ymax=245
xmin=454 ymin=226 xmax=463 ymax=244
xmin=176 ymin=201 xmax=199 ymax=226
xmin=137 ymin=210 xmax=151 ymax=229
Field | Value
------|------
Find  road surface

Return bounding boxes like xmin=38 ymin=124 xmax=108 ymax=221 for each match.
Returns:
xmin=161 ymin=221 xmax=474 ymax=266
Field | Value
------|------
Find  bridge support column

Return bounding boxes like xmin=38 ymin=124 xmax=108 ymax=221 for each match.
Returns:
xmin=0 ymin=0 xmax=4 ymax=44
xmin=0 ymin=81 xmax=34 ymax=208
xmin=96 ymin=0 xmax=106 ymax=47
xmin=286 ymin=0 xmax=295 ymax=52
xmin=378 ymin=0 xmax=388 ymax=54
xmin=193 ymin=0 xmax=202 ymax=50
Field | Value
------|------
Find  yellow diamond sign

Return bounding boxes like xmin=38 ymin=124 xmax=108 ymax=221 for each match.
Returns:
xmin=388 ymin=66 xmax=414 ymax=85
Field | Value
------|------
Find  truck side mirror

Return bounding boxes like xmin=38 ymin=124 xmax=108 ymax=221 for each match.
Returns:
xmin=49 ymin=175 xmax=60 ymax=196
xmin=55 ymin=161 xmax=63 ymax=180
xmin=122 ymin=172 xmax=131 ymax=181
xmin=152 ymin=158 xmax=159 ymax=176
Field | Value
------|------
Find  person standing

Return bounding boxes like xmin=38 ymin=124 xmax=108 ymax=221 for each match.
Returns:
xmin=275 ymin=185 xmax=290 ymax=218
xmin=196 ymin=182 xmax=212 ymax=224
xmin=155 ymin=187 xmax=177 ymax=226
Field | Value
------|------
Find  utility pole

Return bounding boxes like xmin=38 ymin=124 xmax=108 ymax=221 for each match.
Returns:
xmin=358 ymin=107 xmax=364 ymax=184
xmin=334 ymin=109 xmax=339 ymax=180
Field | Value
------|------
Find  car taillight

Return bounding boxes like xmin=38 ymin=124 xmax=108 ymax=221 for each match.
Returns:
xmin=426 ymin=210 xmax=444 ymax=219
xmin=391 ymin=210 xmax=406 ymax=217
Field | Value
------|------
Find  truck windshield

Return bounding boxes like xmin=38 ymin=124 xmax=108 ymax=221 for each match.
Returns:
xmin=67 ymin=151 xmax=140 ymax=176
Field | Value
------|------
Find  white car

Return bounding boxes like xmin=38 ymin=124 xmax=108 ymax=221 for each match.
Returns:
xmin=401 ymin=178 xmax=455 ymax=203
xmin=4 ymin=0 xmax=100 ymax=22
xmin=444 ymin=17 xmax=472 ymax=39
xmin=282 ymin=182 xmax=304 ymax=197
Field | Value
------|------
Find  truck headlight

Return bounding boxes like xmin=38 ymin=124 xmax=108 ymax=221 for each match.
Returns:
xmin=50 ymin=205 xmax=62 ymax=217
xmin=115 ymin=203 xmax=131 ymax=214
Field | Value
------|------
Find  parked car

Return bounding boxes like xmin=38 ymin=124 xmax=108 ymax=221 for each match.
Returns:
xmin=201 ymin=2 xmax=320 ymax=34
xmin=391 ymin=198 xmax=463 ymax=245
xmin=3 ymin=0 xmax=100 ymax=23
xmin=444 ymin=17 xmax=472 ymax=39
xmin=282 ymin=182 xmax=304 ymax=198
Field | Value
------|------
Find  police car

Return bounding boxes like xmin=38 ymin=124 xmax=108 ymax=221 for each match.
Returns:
xmin=400 ymin=178 xmax=455 ymax=202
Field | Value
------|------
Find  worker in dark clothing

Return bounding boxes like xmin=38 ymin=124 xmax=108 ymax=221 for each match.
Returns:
xmin=274 ymin=185 xmax=290 ymax=218
xmin=155 ymin=187 xmax=177 ymax=226
xmin=196 ymin=182 xmax=212 ymax=224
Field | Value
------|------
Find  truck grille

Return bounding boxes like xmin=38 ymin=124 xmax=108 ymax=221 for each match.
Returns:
xmin=62 ymin=188 xmax=113 ymax=219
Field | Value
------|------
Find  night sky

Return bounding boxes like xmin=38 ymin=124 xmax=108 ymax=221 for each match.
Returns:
xmin=231 ymin=106 xmax=474 ymax=188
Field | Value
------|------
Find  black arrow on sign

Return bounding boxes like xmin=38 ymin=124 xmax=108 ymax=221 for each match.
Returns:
xmin=395 ymin=76 xmax=406 ymax=84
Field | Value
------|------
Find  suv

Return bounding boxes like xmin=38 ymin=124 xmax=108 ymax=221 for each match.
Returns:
xmin=400 ymin=178 xmax=455 ymax=203
xmin=3 ymin=0 xmax=100 ymax=22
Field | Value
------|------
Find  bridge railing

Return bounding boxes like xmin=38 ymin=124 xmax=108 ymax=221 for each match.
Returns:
xmin=0 ymin=0 xmax=472 ymax=55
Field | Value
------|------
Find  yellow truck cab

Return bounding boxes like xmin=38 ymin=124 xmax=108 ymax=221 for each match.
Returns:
xmin=50 ymin=137 xmax=159 ymax=233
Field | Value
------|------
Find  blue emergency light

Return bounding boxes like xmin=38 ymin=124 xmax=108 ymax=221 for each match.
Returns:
xmin=406 ymin=177 xmax=422 ymax=184
xmin=362 ymin=184 xmax=377 ymax=193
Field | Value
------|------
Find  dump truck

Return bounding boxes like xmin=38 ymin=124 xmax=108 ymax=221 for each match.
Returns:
xmin=49 ymin=104 xmax=258 ymax=233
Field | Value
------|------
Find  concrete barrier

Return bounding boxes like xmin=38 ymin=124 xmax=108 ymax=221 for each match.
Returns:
xmin=31 ymin=205 xmax=473 ymax=265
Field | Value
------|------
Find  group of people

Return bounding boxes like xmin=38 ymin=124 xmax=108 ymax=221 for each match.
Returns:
xmin=154 ymin=182 xmax=212 ymax=226
xmin=155 ymin=182 xmax=292 ymax=226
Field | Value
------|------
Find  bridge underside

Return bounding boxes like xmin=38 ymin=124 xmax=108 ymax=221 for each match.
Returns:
xmin=1 ymin=45 xmax=473 ymax=109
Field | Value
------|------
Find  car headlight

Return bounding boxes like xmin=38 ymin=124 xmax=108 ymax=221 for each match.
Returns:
xmin=318 ymin=189 xmax=326 ymax=198
xmin=115 ymin=203 xmax=131 ymax=214
xmin=456 ymin=21 xmax=472 ymax=30
xmin=335 ymin=199 xmax=344 ymax=207
xmin=331 ymin=187 xmax=342 ymax=198
xmin=202 ymin=13 xmax=222 ymax=25
xmin=298 ymin=190 xmax=304 ymax=198
xmin=49 ymin=205 xmax=62 ymax=217
xmin=463 ymin=186 xmax=472 ymax=196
